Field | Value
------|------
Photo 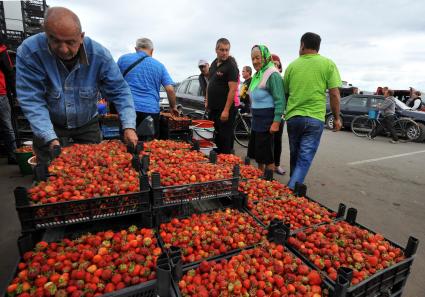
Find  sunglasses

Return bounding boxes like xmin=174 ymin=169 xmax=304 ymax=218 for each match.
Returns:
xmin=199 ymin=65 xmax=207 ymax=69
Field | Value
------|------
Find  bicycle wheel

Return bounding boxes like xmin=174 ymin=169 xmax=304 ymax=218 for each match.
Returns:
xmin=393 ymin=118 xmax=421 ymax=141
xmin=234 ymin=116 xmax=251 ymax=148
xmin=351 ymin=115 xmax=375 ymax=137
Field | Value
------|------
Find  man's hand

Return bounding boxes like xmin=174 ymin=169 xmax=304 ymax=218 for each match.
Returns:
xmin=333 ymin=117 xmax=342 ymax=132
xmin=123 ymin=129 xmax=138 ymax=146
xmin=269 ymin=121 xmax=281 ymax=134
xmin=170 ymin=106 xmax=180 ymax=117
xmin=220 ymin=109 xmax=229 ymax=122
xmin=204 ymin=98 xmax=208 ymax=110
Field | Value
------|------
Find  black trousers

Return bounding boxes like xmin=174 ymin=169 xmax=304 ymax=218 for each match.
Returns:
xmin=209 ymin=108 xmax=236 ymax=154
xmin=33 ymin=117 xmax=101 ymax=163
xmin=136 ymin=112 xmax=160 ymax=140
xmin=274 ymin=120 xmax=284 ymax=166
xmin=370 ymin=115 xmax=398 ymax=141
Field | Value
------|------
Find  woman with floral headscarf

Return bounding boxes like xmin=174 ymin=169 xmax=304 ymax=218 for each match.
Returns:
xmin=247 ymin=45 xmax=285 ymax=172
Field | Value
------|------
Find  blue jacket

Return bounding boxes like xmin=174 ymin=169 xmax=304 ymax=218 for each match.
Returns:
xmin=117 ymin=51 xmax=174 ymax=113
xmin=16 ymin=33 xmax=136 ymax=143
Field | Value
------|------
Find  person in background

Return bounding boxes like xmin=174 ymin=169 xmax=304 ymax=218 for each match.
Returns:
xmin=406 ymin=90 xmax=423 ymax=111
xmin=198 ymin=59 xmax=209 ymax=97
xmin=271 ymin=53 xmax=286 ymax=175
xmin=205 ymin=38 xmax=239 ymax=154
xmin=239 ymin=65 xmax=252 ymax=113
xmin=284 ymin=32 xmax=342 ymax=190
xmin=117 ymin=38 xmax=178 ymax=139
xmin=248 ymin=45 xmax=285 ymax=172
xmin=375 ymin=87 xmax=384 ymax=95
xmin=0 ymin=40 xmax=17 ymax=164
xmin=369 ymin=88 xmax=399 ymax=143
xmin=16 ymin=7 xmax=138 ymax=163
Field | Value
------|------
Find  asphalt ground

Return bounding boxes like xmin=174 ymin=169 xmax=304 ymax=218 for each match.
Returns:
xmin=234 ymin=128 xmax=425 ymax=297
xmin=0 ymin=128 xmax=424 ymax=296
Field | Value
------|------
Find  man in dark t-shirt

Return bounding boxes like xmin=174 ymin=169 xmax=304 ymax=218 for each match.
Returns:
xmin=206 ymin=38 xmax=239 ymax=154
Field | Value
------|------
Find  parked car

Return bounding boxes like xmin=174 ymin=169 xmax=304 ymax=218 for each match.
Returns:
xmin=325 ymin=94 xmax=425 ymax=141
xmin=175 ymin=75 xmax=204 ymax=112
xmin=159 ymin=85 xmax=183 ymax=112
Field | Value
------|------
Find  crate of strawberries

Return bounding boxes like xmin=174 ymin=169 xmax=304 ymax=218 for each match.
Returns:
xmin=160 ymin=112 xmax=192 ymax=131
xmin=5 ymin=222 xmax=168 ymax=297
xmin=157 ymin=208 xmax=268 ymax=269
xmin=15 ymin=141 xmax=151 ymax=232
xmin=149 ymin=162 xmax=240 ymax=208
xmin=286 ymin=208 xmax=419 ymax=297
xmin=173 ymin=242 xmax=330 ymax=297
xmin=247 ymin=196 xmax=346 ymax=233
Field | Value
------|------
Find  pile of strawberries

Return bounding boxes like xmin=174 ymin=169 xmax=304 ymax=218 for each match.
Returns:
xmin=216 ymin=154 xmax=243 ymax=166
xmin=15 ymin=146 xmax=33 ymax=153
xmin=140 ymin=147 xmax=207 ymax=167
xmin=178 ymin=242 xmax=324 ymax=297
xmin=149 ymin=163 xmax=235 ymax=186
xmin=239 ymin=165 xmax=264 ymax=180
xmin=239 ymin=178 xmax=292 ymax=202
xmin=159 ymin=209 xmax=267 ymax=263
xmin=28 ymin=141 xmax=139 ymax=204
xmin=250 ymin=197 xmax=337 ymax=229
xmin=287 ymin=221 xmax=405 ymax=285
xmin=142 ymin=139 xmax=192 ymax=151
xmin=7 ymin=226 xmax=160 ymax=297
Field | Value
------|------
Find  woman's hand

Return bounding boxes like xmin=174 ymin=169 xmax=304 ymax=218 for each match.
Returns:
xmin=269 ymin=121 xmax=281 ymax=133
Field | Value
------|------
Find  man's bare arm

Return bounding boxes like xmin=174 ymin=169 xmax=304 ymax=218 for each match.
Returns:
xmin=329 ymin=87 xmax=342 ymax=131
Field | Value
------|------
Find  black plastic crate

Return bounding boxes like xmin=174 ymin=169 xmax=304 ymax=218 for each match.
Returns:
xmin=246 ymin=195 xmax=346 ymax=234
xmin=5 ymin=30 xmax=24 ymax=45
xmin=160 ymin=114 xmax=192 ymax=131
xmin=156 ymin=196 xmax=267 ymax=270
xmin=150 ymin=164 xmax=240 ymax=208
xmin=286 ymin=208 xmax=419 ymax=297
xmin=14 ymin=174 xmax=151 ymax=232
xmin=160 ymin=129 xmax=192 ymax=142
xmin=1 ymin=217 xmax=177 ymax=297
xmin=170 ymin=243 xmax=334 ymax=297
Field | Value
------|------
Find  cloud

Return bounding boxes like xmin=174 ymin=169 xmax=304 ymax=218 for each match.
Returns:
xmin=47 ymin=0 xmax=425 ymax=92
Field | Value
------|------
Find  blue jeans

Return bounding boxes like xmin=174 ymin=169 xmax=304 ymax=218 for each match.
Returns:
xmin=0 ymin=95 xmax=17 ymax=158
xmin=287 ymin=116 xmax=324 ymax=189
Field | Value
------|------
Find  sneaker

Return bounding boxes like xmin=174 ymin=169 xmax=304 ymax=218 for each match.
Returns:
xmin=275 ymin=166 xmax=286 ymax=175
xmin=367 ymin=133 xmax=374 ymax=140
xmin=389 ymin=140 xmax=399 ymax=144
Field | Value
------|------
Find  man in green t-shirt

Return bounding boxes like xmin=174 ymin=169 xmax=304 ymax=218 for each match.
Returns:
xmin=283 ymin=32 xmax=342 ymax=190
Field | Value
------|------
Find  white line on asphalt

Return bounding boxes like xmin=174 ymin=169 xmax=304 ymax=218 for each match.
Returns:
xmin=347 ymin=150 xmax=425 ymax=166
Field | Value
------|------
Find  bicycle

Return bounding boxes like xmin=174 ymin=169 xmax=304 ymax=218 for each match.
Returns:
xmin=185 ymin=107 xmax=252 ymax=148
xmin=351 ymin=111 xmax=421 ymax=141
xmin=233 ymin=107 xmax=251 ymax=148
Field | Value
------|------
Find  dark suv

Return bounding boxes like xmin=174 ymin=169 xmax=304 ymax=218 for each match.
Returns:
xmin=326 ymin=94 xmax=425 ymax=141
xmin=175 ymin=75 xmax=204 ymax=112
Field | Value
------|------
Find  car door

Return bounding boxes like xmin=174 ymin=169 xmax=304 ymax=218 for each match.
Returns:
xmin=175 ymin=79 xmax=191 ymax=109
xmin=185 ymin=79 xmax=204 ymax=111
xmin=343 ymin=96 xmax=369 ymax=124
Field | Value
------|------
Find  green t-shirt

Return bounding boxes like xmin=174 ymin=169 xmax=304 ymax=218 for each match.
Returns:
xmin=283 ymin=54 xmax=341 ymax=122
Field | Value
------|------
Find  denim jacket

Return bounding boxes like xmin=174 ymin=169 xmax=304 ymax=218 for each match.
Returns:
xmin=16 ymin=33 xmax=136 ymax=143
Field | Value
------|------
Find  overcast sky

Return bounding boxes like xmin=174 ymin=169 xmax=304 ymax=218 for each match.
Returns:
xmin=33 ymin=1 xmax=425 ymax=91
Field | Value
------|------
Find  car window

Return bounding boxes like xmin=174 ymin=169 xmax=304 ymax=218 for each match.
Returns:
xmin=340 ymin=96 xmax=351 ymax=104
xmin=187 ymin=79 xmax=200 ymax=96
xmin=177 ymin=79 xmax=190 ymax=93
xmin=370 ymin=98 xmax=385 ymax=108
xmin=347 ymin=97 xmax=368 ymax=107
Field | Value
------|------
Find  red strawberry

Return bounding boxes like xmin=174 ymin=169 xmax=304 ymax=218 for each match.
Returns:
xmin=307 ymin=270 xmax=322 ymax=285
